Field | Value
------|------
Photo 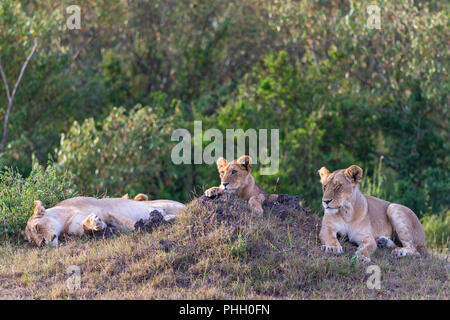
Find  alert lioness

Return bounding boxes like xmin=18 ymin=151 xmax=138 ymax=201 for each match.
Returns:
xmin=318 ymin=165 xmax=426 ymax=262
xmin=23 ymin=196 xmax=185 ymax=247
xmin=204 ymin=155 xmax=272 ymax=215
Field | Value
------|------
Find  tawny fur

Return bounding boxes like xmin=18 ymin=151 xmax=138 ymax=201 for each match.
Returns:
xmin=121 ymin=193 xmax=149 ymax=201
xmin=318 ymin=165 xmax=426 ymax=262
xmin=23 ymin=197 xmax=185 ymax=247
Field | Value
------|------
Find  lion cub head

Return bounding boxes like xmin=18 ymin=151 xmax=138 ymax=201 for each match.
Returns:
xmin=216 ymin=155 xmax=253 ymax=195
xmin=318 ymin=165 xmax=363 ymax=215
xmin=23 ymin=201 xmax=59 ymax=247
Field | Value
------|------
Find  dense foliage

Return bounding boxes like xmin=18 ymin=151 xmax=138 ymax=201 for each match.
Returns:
xmin=0 ymin=162 xmax=75 ymax=238
xmin=0 ymin=0 xmax=448 ymax=231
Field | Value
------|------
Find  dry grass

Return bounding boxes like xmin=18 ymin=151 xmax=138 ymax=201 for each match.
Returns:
xmin=0 ymin=195 xmax=448 ymax=299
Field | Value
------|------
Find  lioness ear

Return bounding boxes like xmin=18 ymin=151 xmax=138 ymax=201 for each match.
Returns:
xmin=318 ymin=167 xmax=330 ymax=184
xmin=122 ymin=193 xmax=130 ymax=199
xmin=216 ymin=157 xmax=227 ymax=170
xmin=134 ymin=193 xmax=148 ymax=201
xmin=344 ymin=165 xmax=363 ymax=185
xmin=33 ymin=200 xmax=46 ymax=217
xmin=237 ymin=155 xmax=252 ymax=171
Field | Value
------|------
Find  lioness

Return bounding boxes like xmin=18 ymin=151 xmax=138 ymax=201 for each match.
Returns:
xmin=23 ymin=196 xmax=185 ymax=247
xmin=318 ymin=165 xmax=426 ymax=262
xmin=204 ymin=155 xmax=271 ymax=215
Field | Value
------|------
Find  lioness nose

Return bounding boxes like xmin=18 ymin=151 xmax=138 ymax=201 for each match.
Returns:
xmin=323 ymin=199 xmax=332 ymax=205
xmin=222 ymin=182 xmax=229 ymax=187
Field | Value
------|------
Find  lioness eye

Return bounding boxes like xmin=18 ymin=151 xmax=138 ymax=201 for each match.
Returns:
xmin=231 ymin=170 xmax=237 ymax=174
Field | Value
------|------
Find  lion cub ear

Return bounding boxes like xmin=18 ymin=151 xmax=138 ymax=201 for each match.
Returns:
xmin=344 ymin=165 xmax=363 ymax=185
xmin=216 ymin=157 xmax=227 ymax=170
xmin=33 ymin=200 xmax=46 ymax=217
xmin=122 ymin=193 xmax=130 ymax=199
xmin=318 ymin=167 xmax=330 ymax=184
xmin=237 ymin=155 xmax=252 ymax=171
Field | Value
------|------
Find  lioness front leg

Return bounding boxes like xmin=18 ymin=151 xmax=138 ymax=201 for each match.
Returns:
xmin=355 ymin=237 xmax=377 ymax=262
xmin=248 ymin=194 xmax=265 ymax=216
xmin=82 ymin=214 xmax=107 ymax=233
xmin=204 ymin=186 xmax=223 ymax=198
xmin=319 ymin=226 xmax=343 ymax=254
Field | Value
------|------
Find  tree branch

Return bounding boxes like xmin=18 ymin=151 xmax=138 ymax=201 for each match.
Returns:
xmin=0 ymin=40 xmax=38 ymax=153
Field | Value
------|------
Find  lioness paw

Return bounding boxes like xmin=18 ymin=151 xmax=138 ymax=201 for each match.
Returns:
xmin=321 ymin=244 xmax=343 ymax=254
xmin=358 ymin=255 xmax=371 ymax=263
xmin=376 ymin=236 xmax=396 ymax=248
xmin=392 ymin=247 xmax=419 ymax=258
xmin=204 ymin=187 xmax=222 ymax=198
xmin=83 ymin=214 xmax=107 ymax=231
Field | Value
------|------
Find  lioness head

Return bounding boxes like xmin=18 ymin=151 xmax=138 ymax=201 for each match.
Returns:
xmin=23 ymin=201 xmax=59 ymax=247
xmin=318 ymin=165 xmax=363 ymax=215
xmin=216 ymin=155 xmax=253 ymax=194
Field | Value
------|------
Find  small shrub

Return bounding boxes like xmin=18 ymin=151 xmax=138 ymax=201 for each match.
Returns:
xmin=0 ymin=162 xmax=75 ymax=240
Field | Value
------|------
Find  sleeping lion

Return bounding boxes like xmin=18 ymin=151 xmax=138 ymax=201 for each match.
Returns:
xmin=23 ymin=195 xmax=185 ymax=247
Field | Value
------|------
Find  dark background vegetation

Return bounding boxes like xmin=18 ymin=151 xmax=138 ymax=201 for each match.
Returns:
xmin=0 ymin=0 xmax=448 ymax=244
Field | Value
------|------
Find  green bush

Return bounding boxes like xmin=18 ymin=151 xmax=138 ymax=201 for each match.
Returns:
xmin=0 ymin=162 xmax=75 ymax=239
xmin=56 ymin=102 xmax=192 ymax=201
xmin=422 ymin=211 xmax=450 ymax=249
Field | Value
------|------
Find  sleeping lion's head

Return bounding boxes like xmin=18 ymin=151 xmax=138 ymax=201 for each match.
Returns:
xmin=23 ymin=201 xmax=59 ymax=247
xmin=318 ymin=165 xmax=363 ymax=215
xmin=216 ymin=155 xmax=253 ymax=195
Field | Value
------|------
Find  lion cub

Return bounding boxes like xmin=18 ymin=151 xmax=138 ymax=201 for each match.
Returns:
xmin=318 ymin=165 xmax=426 ymax=262
xmin=204 ymin=155 xmax=268 ymax=215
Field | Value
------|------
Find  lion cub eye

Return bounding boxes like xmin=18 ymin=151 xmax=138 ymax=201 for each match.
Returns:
xmin=231 ymin=170 xmax=237 ymax=174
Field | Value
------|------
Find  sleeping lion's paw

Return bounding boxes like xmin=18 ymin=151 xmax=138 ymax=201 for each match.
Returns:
xmin=83 ymin=214 xmax=107 ymax=231
xmin=321 ymin=244 xmax=343 ymax=254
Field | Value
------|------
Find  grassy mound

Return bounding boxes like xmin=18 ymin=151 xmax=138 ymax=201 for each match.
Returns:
xmin=0 ymin=195 xmax=448 ymax=299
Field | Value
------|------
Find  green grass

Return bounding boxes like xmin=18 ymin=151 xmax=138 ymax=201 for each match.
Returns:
xmin=0 ymin=195 xmax=448 ymax=299
xmin=422 ymin=211 xmax=450 ymax=249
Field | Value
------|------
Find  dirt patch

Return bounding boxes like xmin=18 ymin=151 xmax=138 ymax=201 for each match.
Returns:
xmin=264 ymin=193 xmax=310 ymax=220
xmin=197 ymin=193 xmax=252 ymax=223
xmin=199 ymin=192 xmax=311 ymax=221
xmin=89 ymin=226 xmax=118 ymax=239
xmin=134 ymin=210 xmax=167 ymax=233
